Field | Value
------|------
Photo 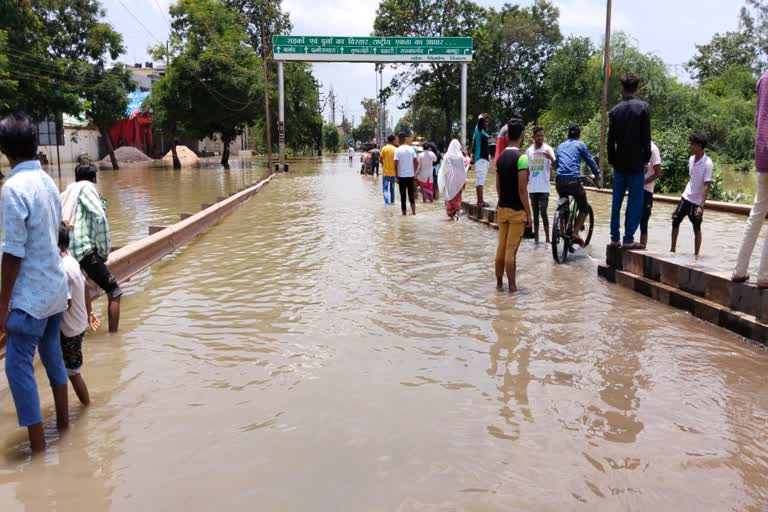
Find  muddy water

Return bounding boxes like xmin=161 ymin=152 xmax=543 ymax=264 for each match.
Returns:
xmin=1 ymin=156 xmax=767 ymax=511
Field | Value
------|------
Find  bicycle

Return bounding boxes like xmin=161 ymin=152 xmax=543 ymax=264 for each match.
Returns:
xmin=551 ymin=176 xmax=597 ymax=264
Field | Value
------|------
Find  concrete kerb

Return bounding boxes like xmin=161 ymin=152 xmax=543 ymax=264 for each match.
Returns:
xmin=584 ymin=186 xmax=766 ymax=218
xmin=0 ymin=172 xmax=278 ymax=359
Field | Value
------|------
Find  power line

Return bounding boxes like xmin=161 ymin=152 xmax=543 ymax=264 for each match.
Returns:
xmin=153 ymin=0 xmax=172 ymax=31
xmin=117 ymin=0 xmax=164 ymax=44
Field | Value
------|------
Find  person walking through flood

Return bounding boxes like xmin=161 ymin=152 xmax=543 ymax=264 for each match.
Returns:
xmin=347 ymin=146 xmax=354 ymax=166
xmin=394 ymin=132 xmax=418 ymax=216
xmin=526 ymin=127 xmax=555 ymax=244
xmin=370 ymin=144 xmax=381 ymax=177
xmin=380 ymin=135 xmax=397 ymax=205
xmin=416 ymin=144 xmax=437 ymax=202
xmin=58 ymin=222 xmax=96 ymax=406
xmin=495 ymin=117 xmax=532 ymax=292
xmin=438 ymin=139 xmax=467 ymax=220
xmin=732 ymin=67 xmax=768 ymax=288
xmin=471 ymin=113 xmax=491 ymax=208
xmin=61 ymin=160 xmax=122 ymax=332
xmin=0 ymin=112 xmax=70 ymax=453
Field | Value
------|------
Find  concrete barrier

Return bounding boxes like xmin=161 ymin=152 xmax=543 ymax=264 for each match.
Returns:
xmin=584 ymin=186 xmax=767 ymax=218
xmin=0 ymin=173 xmax=277 ymax=359
xmin=599 ymin=246 xmax=767 ymax=345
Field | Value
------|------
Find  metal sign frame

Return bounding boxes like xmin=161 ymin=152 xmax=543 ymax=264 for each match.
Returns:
xmin=272 ymin=35 xmax=472 ymax=170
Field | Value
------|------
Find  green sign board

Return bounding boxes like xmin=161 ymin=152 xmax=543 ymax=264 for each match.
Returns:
xmin=273 ymin=36 xmax=473 ymax=63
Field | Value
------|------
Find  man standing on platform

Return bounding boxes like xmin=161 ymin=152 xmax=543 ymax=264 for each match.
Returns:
xmin=732 ymin=68 xmax=768 ymax=288
xmin=0 ymin=112 xmax=70 ymax=453
xmin=607 ymin=73 xmax=651 ymax=249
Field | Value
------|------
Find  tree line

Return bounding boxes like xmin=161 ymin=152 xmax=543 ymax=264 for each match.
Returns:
xmin=374 ymin=0 xmax=768 ymax=199
xmin=0 ymin=0 xmax=323 ymax=170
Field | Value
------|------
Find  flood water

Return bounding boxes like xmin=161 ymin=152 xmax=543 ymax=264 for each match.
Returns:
xmin=1 ymin=156 xmax=767 ymax=511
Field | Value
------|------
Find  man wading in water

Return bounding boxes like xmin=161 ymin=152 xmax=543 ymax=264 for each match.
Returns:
xmin=495 ymin=117 xmax=532 ymax=292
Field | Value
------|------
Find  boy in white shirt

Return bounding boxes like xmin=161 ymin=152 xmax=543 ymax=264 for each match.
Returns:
xmin=671 ymin=133 xmax=713 ymax=257
xmin=640 ymin=141 xmax=662 ymax=247
xmin=59 ymin=223 xmax=97 ymax=406
xmin=526 ymin=127 xmax=555 ymax=244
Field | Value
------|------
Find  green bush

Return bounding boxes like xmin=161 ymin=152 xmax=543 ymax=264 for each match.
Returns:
xmin=725 ymin=125 xmax=755 ymax=162
xmin=654 ymin=127 xmax=691 ymax=194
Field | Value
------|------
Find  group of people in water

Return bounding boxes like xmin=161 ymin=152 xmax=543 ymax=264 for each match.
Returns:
xmin=353 ymin=72 xmax=767 ymax=294
xmin=0 ymin=112 xmax=121 ymax=453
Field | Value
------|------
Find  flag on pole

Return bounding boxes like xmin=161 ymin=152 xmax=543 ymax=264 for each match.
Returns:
xmin=601 ymin=50 xmax=611 ymax=81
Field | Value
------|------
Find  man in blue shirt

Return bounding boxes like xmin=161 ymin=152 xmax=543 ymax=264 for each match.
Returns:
xmin=555 ymin=124 xmax=600 ymax=246
xmin=0 ymin=112 xmax=70 ymax=453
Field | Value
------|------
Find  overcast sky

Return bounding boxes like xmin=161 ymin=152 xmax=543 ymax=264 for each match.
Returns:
xmin=103 ymin=0 xmax=743 ymax=125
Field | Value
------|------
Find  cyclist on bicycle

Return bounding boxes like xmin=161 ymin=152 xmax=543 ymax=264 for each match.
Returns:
xmin=554 ymin=124 xmax=600 ymax=247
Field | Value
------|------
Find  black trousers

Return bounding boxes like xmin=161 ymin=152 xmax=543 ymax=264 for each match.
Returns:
xmin=529 ymin=192 xmax=549 ymax=237
xmin=398 ymin=177 xmax=416 ymax=212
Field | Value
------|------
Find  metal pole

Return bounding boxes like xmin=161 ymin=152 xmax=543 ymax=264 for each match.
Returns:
xmin=598 ymin=0 xmax=612 ymax=185
xmin=277 ymin=60 xmax=286 ymax=172
xmin=460 ymin=63 xmax=468 ymax=150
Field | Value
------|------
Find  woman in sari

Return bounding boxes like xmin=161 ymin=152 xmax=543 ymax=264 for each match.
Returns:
xmin=438 ymin=139 xmax=468 ymax=220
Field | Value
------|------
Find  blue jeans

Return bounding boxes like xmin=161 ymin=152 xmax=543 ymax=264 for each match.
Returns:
xmin=5 ymin=310 xmax=67 ymax=427
xmin=383 ymin=176 xmax=396 ymax=205
xmin=611 ymin=171 xmax=645 ymax=243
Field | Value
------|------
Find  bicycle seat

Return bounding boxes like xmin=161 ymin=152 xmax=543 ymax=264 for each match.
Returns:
xmin=558 ymin=197 xmax=569 ymax=206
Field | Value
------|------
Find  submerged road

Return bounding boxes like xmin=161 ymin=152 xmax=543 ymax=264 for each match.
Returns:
xmin=1 ymin=156 xmax=767 ymax=510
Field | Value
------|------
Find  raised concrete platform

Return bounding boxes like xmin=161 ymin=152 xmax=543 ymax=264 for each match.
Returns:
xmin=599 ymin=246 xmax=767 ymax=345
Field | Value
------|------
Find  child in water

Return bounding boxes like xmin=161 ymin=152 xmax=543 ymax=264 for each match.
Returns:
xmin=59 ymin=223 xmax=99 ymax=406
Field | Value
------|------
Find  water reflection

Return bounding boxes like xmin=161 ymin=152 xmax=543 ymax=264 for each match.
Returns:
xmin=0 ymin=155 xmax=766 ymax=510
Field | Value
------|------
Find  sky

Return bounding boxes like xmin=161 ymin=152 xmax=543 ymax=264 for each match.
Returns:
xmin=102 ymin=0 xmax=744 ymax=125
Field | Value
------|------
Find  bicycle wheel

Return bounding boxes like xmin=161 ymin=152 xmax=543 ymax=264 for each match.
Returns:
xmin=582 ymin=205 xmax=595 ymax=247
xmin=551 ymin=208 xmax=569 ymax=264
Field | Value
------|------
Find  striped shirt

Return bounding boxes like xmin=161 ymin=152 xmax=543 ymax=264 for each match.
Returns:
xmin=756 ymin=70 xmax=768 ymax=173
xmin=70 ymin=185 xmax=111 ymax=261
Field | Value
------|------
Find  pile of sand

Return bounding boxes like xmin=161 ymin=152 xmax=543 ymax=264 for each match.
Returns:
xmin=101 ymin=145 xmax=152 ymax=164
xmin=162 ymin=145 xmax=200 ymax=166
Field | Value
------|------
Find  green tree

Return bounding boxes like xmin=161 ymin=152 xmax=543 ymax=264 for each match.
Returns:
xmin=472 ymin=0 xmax=562 ymax=123
xmin=374 ymin=0 xmax=487 ymax=142
xmin=352 ymin=98 xmax=380 ymax=144
xmin=226 ymin=0 xmax=291 ymax=164
xmin=542 ymin=36 xmax=597 ymax=125
xmin=322 ymin=122 xmax=340 ymax=152
xmin=687 ymin=30 xmax=757 ymax=83
xmin=0 ymin=0 xmax=124 ymax=120
xmin=162 ymin=0 xmax=263 ymax=168
xmin=283 ymin=63 xmax=322 ymax=154
xmin=84 ymin=64 xmax=135 ymax=170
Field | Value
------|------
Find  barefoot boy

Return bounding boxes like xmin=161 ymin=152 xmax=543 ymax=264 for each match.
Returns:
xmin=59 ymin=223 xmax=96 ymax=406
xmin=671 ymin=132 xmax=713 ymax=257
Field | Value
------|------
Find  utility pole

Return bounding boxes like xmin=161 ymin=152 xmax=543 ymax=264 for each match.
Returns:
xmin=260 ymin=11 xmax=273 ymax=169
xmin=598 ymin=0 xmax=612 ymax=186
xmin=330 ymin=87 xmax=336 ymax=125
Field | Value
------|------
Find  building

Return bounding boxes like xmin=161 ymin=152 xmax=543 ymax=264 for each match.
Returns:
xmin=127 ymin=63 xmax=165 ymax=92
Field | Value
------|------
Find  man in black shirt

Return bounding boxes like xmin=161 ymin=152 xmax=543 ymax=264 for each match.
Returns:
xmin=607 ymin=73 xmax=652 ymax=249
xmin=495 ymin=117 xmax=532 ymax=293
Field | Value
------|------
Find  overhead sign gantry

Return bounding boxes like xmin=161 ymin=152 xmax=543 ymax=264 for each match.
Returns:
xmin=272 ymin=35 xmax=473 ymax=170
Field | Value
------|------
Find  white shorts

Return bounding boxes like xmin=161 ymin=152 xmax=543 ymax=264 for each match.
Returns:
xmin=475 ymin=159 xmax=490 ymax=186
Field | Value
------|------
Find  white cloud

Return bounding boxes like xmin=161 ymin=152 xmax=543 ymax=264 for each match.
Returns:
xmin=554 ymin=0 xmax=633 ymax=34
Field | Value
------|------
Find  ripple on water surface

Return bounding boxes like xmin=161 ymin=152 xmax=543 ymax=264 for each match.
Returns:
xmin=0 ymin=156 xmax=767 ymax=511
